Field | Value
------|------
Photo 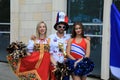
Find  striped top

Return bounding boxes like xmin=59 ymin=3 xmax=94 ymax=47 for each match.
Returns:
xmin=70 ymin=38 xmax=87 ymax=59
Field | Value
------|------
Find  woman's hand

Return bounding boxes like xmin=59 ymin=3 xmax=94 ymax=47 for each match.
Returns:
xmin=74 ymin=58 xmax=83 ymax=68
xmin=86 ymin=36 xmax=91 ymax=41
xmin=74 ymin=61 xmax=78 ymax=68
xmin=27 ymin=52 xmax=31 ymax=56
xmin=52 ymin=65 xmax=57 ymax=72
xmin=31 ymin=35 xmax=36 ymax=40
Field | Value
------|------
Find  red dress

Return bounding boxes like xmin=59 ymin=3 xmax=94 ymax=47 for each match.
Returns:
xmin=7 ymin=39 xmax=50 ymax=80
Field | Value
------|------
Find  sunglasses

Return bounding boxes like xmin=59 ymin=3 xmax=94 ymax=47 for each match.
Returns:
xmin=58 ymin=26 xmax=66 ymax=29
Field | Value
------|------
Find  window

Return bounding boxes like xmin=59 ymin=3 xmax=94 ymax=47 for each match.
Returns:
xmin=113 ymin=0 xmax=120 ymax=11
xmin=67 ymin=0 xmax=103 ymax=23
xmin=0 ymin=0 xmax=10 ymax=62
xmin=67 ymin=0 xmax=104 ymax=77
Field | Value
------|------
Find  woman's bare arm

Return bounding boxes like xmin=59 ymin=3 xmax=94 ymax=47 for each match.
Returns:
xmin=66 ymin=39 xmax=76 ymax=60
xmin=85 ymin=38 xmax=90 ymax=58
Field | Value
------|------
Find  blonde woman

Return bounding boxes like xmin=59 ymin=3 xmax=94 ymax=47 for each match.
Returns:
xmin=7 ymin=21 xmax=51 ymax=80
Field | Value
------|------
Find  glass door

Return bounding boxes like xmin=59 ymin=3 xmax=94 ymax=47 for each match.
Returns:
xmin=67 ymin=0 xmax=103 ymax=77
xmin=0 ymin=0 xmax=10 ymax=62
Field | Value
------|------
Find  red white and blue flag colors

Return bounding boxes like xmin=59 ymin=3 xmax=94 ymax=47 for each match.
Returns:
xmin=110 ymin=3 xmax=120 ymax=79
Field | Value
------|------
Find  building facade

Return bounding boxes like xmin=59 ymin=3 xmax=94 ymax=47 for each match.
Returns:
xmin=0 ymin=0 xmax=117 ymax=80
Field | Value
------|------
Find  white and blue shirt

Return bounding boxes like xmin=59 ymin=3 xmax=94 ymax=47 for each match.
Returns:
xmin=49 ymin=33 xmax=70 ymax=63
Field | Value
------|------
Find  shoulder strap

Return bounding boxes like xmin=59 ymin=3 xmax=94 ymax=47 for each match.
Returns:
xmin=67 ymin=38 xmax=73 ymax=46
xmin=70 ymin=38 xmax=74 ymax=43
xmin=47 ymin=38 xmax=50 ymax=44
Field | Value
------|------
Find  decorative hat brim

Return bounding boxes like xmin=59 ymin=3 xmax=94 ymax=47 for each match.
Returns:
xmin=54 ymin=22 xmax=69 ymax=31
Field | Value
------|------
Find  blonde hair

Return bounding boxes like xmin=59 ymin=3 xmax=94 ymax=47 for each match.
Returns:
xmin=36 ymin=21 xmax=47 ymax=39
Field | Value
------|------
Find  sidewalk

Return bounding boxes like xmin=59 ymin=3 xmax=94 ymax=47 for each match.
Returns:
xmin=0 ymin=62 xmax=18 ymax=80
xmin=0 ymin=62 xmax=100 ymax=80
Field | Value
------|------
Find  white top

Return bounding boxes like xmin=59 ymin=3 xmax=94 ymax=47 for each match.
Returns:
xmin=48 ymin=33 xmax=70 ymax=63
xmin=27 ymin=38 xmax=48 ymax=52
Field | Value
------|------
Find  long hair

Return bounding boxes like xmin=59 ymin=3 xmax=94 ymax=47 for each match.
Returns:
xmin=71 ymin=22 xmax=85 ymax=38
xmin=36 ymin=21 xmax=47 ymax=39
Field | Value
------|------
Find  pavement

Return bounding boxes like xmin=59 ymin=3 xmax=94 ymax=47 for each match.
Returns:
xmin=0 ymin=62 xmax=100 ymax=80
xmin=0 ymin=62 xmax=18 ymax=80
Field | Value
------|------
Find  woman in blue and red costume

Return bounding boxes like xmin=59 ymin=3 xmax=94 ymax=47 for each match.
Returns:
xmin=7 ymin=21 xmax=51 ymax=80
xmin=66 ymin=22 xmax=91 ymax=80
